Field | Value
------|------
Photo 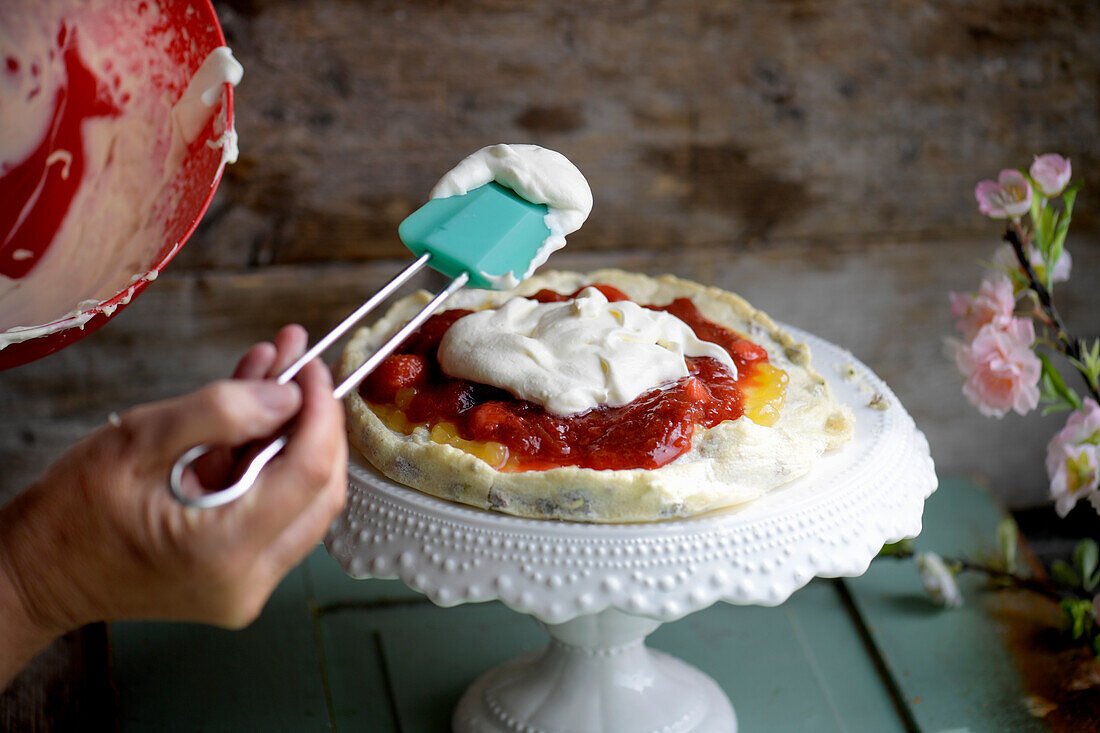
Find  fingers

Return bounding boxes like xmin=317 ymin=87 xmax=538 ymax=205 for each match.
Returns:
xmin=245 ymin=359 xmax=346 ymax=543
xmin=204 ymin=326 xmax=307 ymax=486
xmin=271 ymin=324 xmax=308 ymax=376
xmin=127 ymin=379 xmax=302 ymax=463
xmin=283 ymin=359 xmax=345 ymax=480
xmin=262 ymin=463 xmax=346 ymax=577
xmin=232 ymin=325 xmax=308 ymax=381
xmin=233 ymin=342 xmax=276 ymax=380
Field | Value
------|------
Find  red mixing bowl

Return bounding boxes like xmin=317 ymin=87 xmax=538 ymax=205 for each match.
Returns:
xmin=0 ymin=0 xmax=234 ymax=370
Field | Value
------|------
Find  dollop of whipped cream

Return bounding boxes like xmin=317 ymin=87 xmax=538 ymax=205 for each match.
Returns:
xmin=438 ymin=287 xmax=737 ymax=415
xmin=429 ymin=144 xmax=593 ymax=289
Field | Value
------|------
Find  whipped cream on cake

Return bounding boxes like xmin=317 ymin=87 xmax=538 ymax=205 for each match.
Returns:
xmin=429 ymin=144 xmax=593 ymax=289
xmin=439 ymin=286 xmax=736 ymax=415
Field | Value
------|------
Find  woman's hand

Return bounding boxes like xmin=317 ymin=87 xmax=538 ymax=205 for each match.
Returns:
xmin=0 ymin=325 xmax=347 ymax=681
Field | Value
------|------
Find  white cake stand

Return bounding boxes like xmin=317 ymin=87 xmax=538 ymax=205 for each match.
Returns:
xmin=325 ymin=327 xmax=937 ymax=733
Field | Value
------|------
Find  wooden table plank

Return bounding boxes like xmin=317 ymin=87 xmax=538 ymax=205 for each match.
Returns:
xmin=110 ymin=564 xmax=332 ymax=732
xmin=843 ymin=478 xmax=1048 ymax=732
xmin=304 ymin=513 xmax=905 ymax=731
xmin=105 ymin=478 xmax=1057 ymax=731
xmin=771 ymin=578 xmax=908 ymax=731
xmin=308 ymin=530 xmax=902 ymax=726
xmin=311 ymin=577 xmax=907 ymax=732
xmin=650 ymin=581 xmax=906 ymax=733
xmin=309 ymin=610 xmax=404 ymax=733
xmin=320 ymin=601 xmax=543 ymax=732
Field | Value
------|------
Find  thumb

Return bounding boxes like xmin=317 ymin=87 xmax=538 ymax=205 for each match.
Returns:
xmin=126 ymin=380 xmax=302 ymax=462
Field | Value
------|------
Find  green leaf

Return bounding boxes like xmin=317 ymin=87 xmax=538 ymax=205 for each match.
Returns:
xmin=1041 ymin=401 xmax=1075 ymax=416
xmin=1035 ymin=204 xmax=1056 ymax=259
xmin=1038 ymin=374 xmax=1060 ymax=410
xmin=996 ymin=517 xmax=1019 ymax=573
xmin=1073 ymin=339 xmax=1100 ymax=394
xmin=1076 ymin=540 xmax=1099 ymax=591
xmin=1038 ymin=353 xmax=1083 ymax=412
xmin=1053 ymin=559 xmax=1080 ymax=587
xmin=1028 ymin=176 xmax=1043 ymax=227
xmin=1049 ymin=182 xmax=1081 ymax=275
xmin=1062 ymin=598 xmax=1092 ymax=639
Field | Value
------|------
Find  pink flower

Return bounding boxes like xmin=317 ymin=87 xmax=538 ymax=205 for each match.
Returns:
xmin=955 ymin=319 xmax=1041 ymax=417
xmin=1029 ymin=154 xmax=1072 ymax=197
xmin=950 ymin=273 xmax=1016 ymax=340
xmin=992 ymin=244 xmax=1072 ymax=285
xmin=1046 ymin=398 xmax=1100 ymax=517
xmin=1048 ymin=248 xmax=1073 ymax=283
xmin=975 ymin=170 xmax=1033 ymax=219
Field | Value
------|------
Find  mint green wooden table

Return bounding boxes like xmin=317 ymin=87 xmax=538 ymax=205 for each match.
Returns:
xmin=110 ymin=478 xmax=1047 ymax=732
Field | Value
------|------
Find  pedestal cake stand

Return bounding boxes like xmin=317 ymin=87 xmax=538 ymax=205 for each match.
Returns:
xmin=325 ymin=327 xmax=937 ymax=733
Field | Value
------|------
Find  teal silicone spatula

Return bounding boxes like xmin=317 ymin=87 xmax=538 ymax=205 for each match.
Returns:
xmin=399 ymin=181 xmax=551 ymax=290
xmin=169 ymin=182 xmax=552 ymax=508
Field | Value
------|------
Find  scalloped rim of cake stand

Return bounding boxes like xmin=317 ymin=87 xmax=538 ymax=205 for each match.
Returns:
xmin=326 ymin=325 xmax=937 ymax=626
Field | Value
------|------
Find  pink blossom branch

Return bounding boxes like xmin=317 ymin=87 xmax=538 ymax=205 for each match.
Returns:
xmin=878 ymin=549 xmax=1065 ymax=602
xmin=1006 ymin=225 xmax=1100 ymax=404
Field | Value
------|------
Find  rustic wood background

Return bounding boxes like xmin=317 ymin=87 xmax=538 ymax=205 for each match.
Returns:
xmin=3 ymin=0 xmax=1100 ymax=515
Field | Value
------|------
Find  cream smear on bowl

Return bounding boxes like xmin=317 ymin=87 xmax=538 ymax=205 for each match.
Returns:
xmin=429 ymin=144 xmax=593 ymax=290
xmin=0 ymin=0 xmax=242 ymax=349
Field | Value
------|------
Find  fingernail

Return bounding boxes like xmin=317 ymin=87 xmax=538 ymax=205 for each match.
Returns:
xmin=253 ymin=382 xmax=299 ymax=413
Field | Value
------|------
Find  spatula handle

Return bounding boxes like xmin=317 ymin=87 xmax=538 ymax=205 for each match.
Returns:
xmin=168 ymin=262 xmax=467 ymax=509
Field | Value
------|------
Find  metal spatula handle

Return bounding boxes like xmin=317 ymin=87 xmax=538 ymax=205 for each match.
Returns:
xmin=168 ymin=258 xmax=467 ymax=509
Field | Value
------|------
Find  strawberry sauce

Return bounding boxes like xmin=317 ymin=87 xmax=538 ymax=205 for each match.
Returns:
xmin=359 ymin=285 xmax=771 ymax=471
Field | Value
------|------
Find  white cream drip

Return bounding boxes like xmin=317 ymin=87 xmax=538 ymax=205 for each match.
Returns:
xmin=172 ymin=45 xmax=242 ymax=170
xmin=45 ymin=149 xmax=73 ymax=179
xmin=437 ymin=287 xmax=737 ymax=415
xmin=429 ymin=144 xmax=592 ymax=289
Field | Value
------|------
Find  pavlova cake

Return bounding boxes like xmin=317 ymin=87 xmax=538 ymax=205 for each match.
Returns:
xmin=339 ymin=269 xmax=853 ymax=522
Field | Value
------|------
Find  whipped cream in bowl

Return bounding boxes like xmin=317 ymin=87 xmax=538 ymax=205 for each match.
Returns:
xmin=0 ymin=0 xmax=241 ymax=368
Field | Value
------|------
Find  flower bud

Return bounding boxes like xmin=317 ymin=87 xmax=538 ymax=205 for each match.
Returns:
xmin=916 ymin=552 xmax=963 ymax=608
xmin=1029 ymin=154 xmax=1072 ymax=197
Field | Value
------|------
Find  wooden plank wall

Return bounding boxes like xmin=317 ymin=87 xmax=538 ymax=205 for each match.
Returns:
xmin=2 ymin=0 xmax=1099 ymax=510
xmin=196 ymin=0 xmax=1100 ymax=266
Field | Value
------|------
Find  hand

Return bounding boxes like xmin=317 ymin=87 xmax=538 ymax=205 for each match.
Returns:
xmin=0 ymin=325 xmax=347 ymax=675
